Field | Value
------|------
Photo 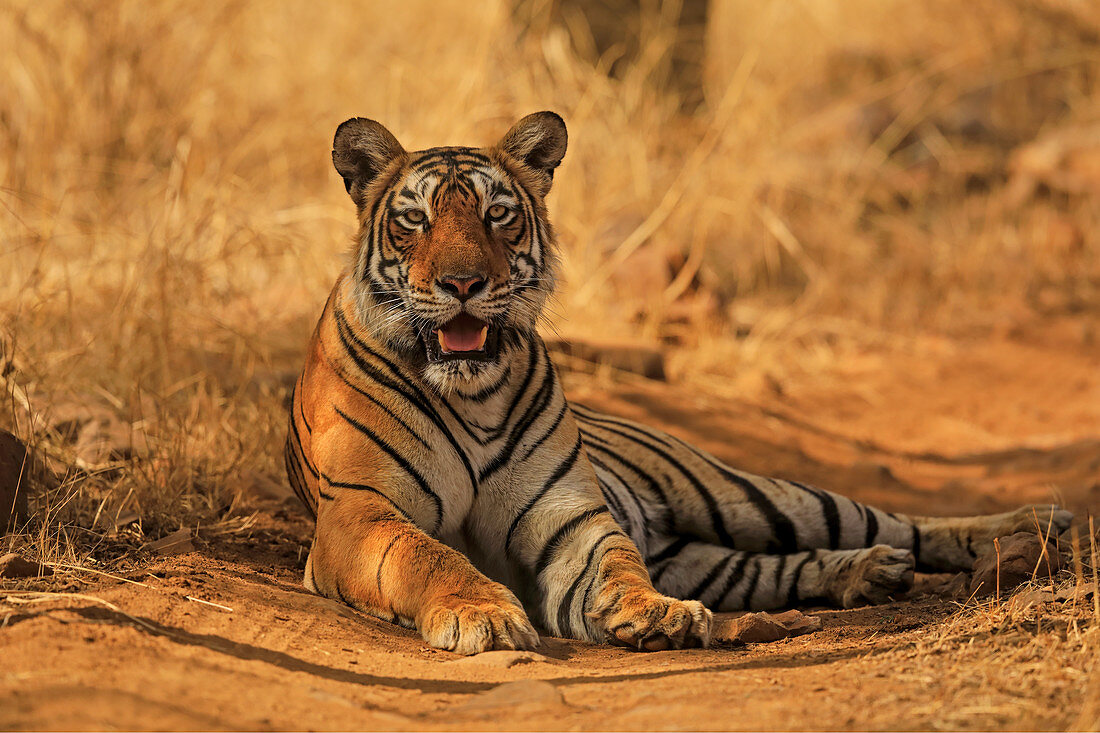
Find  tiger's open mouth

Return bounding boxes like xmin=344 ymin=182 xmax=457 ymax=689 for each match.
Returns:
xmin=423 ymin=313 xmax=500 ymax=363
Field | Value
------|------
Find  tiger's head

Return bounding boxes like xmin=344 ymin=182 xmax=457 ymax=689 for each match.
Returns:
xmin=332 ymin=112 xmax=566 ymax=395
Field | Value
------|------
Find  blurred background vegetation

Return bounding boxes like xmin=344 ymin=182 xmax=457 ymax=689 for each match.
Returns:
xmin=1 ymin=0 xmax=1098 ymax=543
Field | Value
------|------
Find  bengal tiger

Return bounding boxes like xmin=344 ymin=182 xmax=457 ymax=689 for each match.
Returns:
xmin=284 ymin=111 xmax=1073 ymax=654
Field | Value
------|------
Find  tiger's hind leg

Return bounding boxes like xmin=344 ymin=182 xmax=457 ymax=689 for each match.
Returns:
xmin=905 ymin=504 xmax=1073 ymax=571
xmin=647 ymin=537 xmax=915 ymax=610
xmin=575 ymin=405 xmax=1073 ymax=574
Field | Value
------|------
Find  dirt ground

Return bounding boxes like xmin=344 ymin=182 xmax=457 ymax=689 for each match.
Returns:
xmin=2 ymin=323 xmax=1099 ymax=732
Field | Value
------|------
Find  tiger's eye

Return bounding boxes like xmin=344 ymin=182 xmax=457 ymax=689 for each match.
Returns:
xmin=404 ymin=210 xmax=426 ymax=224
xmin=487 ymin=204 xmax=508 ymax=221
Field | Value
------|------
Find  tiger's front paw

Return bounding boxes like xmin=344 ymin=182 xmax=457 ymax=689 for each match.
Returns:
xmin=418 ymin=586 xmax=539 ymax=656
xmin=592 ymin=587 xmax=712 ymax=651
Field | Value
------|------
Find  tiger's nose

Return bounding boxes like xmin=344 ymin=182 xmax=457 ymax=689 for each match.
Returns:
xmin=438 ymin=275 xmax=487 ymax=302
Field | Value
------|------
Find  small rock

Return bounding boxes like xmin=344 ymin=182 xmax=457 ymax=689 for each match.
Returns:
xmin=969 ymin=532 xmax=1062 ymax=598
xmin=449 ymin=650 xmax=559 ymax=669
xmin=141 ymin=528 xmax=194 ymax=555
xmin=768 ymin=609 xmax=823 ymax=636
xmin=0 ymin=430 xmax=31 ymax=532
xmin=0 ymin=552 xmax=52 ymax=578
xmin=460 ymin=680 xmax=566 ymax=710
xmin=715 ymin=609 xmax=822 ymax=644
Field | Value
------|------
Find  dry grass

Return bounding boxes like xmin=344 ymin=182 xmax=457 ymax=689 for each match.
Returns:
xmin=1 ymin=1 xmax=1099 ymax=551
xmin=877 ymin=527 xmax=1100 ymax=729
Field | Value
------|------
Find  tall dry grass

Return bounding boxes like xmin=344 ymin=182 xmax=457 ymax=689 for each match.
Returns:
xmin=1 ymin=0 xmax=1099 ymax=541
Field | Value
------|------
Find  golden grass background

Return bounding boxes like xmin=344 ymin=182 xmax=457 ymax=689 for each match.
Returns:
xmin=2 ymin=0 xmax=1099 ymax=538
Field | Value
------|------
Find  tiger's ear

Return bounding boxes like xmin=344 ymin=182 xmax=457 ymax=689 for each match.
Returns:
xmin=332 ymin=118 xmax=406 ymax=208
xmin=496 ymin=111 xmax=567 ymax=191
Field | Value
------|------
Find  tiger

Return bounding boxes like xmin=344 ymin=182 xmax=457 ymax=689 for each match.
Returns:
xmin=284 ymin=111 xmax=1074 ymax=655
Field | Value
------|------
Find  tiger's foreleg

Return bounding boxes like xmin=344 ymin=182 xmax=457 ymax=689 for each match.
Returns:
xmin=583 ymin=534 xmax=714 ymax=649
xmin=500 ymin=426 xmax=712 ymax=650
xmin=308 ymin=490 xmax=538 ymax=655
xmin=507 ymin=500 xmax=713 ymax=649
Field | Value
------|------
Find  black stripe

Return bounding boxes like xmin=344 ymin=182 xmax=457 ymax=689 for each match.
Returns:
xmin=786 ymin=553 xmax=816 ymax=606
xmin=330 ymin=365 xmax=430 ymax=449
xmin=297 ymin=381 xmax=313 ymax=434
xmin=555 ymin=530 xmax=621 ymax=636
xmin=413 ymin=148 xmax=494 ymax=166
xmin=534 ymin=506 xmax=610 ymax=577
xmin=792 ymin=480 xmax=840 ymax=549
xmin=335 ymin=305 xmax=480 ymax=442
xmin=580 ymin=431 xmax=665 ymax=503
xmin=376 ymin=535 xmax=402 ymax=595
xmin=284 ymin=437 xmax=314 ymax=509
xmin=911 ymin=524 xmax=921 ymax=563
xmin=586 ymin=452 xmax=654 ymax=528
xmin=505 ymin=439 xmax=583 ymax=552
xmin=288 ymin=411 xmax=320 ymax=478
xmin=283 ymin=438 xmax=315 ymax=518
xmin=865 ymin=509 xmax=879 ymax=546
xmin=712 ymin=552 xmax=752 ymax=607
xmin=592 ymin=471 xmax=628 ymax=522
xmin=284 ymin=444 xmax=307 ymax=503
xmin=334 ymin=407 xmax=444 ymax=533
xmin=333 ymin=307 xmax=478 ymax=494
xmin=582 ymin=437 xmax=673 ymax=530
xmin=646 ymin=536 xmax=691 ymax=566
xmin=577 ymin=407 xmax=802 ymax=552
xmin=360 ymin=161 xmax=407 ymax=280
xmin=850 ymin=497 xmax=867 ymax=522
xmin=333 ymin=581 xmax=352 ymax=607
xmin=770 ymin=554 xmax=789 ymax=605
xmin=479 ymin=356 xmax=558 ymax=483
xmin=742 ymin=562 xmax=763 ymax=611
xmin=577 ymin=419 xmax=737 ymax=547
xmin=321 ymin=474 xmax=413 ymax=521
xmin=518 ymin=400 xmax=568 ymax=462
xmin=464 ymin=337 xmax=542 ymax=448
xmin=686 ymin=553 xmax=735 ymax=601
xmin=456 ymin=362 xmax=512 ymax=403
xmin=333 ymin=307 xmax=438 ymax=419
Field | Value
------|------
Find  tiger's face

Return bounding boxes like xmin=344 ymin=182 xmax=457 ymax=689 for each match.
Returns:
xmin=332 ymin=112 xmax=567 ymax=395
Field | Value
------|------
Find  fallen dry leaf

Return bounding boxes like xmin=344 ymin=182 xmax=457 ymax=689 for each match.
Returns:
xmin=141 ymin=528 xmax=195 ymax=555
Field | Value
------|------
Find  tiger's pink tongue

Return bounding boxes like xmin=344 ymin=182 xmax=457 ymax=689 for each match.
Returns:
xmin=436 ymin=315 xmax=488 ymax=353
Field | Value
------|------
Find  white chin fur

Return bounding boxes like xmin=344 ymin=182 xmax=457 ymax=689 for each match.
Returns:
xmin=423 ymin=357 xmax=508 ymax=396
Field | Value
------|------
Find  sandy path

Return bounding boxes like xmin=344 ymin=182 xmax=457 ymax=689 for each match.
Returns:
xmin=2 ymin=330 xmax=1098 ymax=731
